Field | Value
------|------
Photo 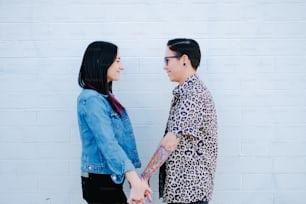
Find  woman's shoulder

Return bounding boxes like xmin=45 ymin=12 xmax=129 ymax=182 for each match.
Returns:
xmin=79 ymin=89 xmax=106 ymax=99
xmin=78 ymin=89 xmax=109 ymax=106
xmin=77 ymin=89 xmax=114 ymax=114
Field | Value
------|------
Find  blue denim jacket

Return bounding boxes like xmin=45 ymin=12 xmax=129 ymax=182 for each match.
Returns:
xmin=77 ymin=89 xmax=141 ymax=183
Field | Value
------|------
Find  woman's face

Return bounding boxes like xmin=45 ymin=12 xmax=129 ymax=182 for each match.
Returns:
xmin=107 ymin=51 xmax=124 ymax=82
xmin=164 ymin=47 xmax=184 ymax=83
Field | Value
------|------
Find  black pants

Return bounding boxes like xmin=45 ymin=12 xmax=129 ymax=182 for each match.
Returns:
xmin=81 ymin=173 xmax=127 ymax=204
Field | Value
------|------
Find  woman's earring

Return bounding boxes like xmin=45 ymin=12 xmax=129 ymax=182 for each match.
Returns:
xmin=183 ymin=63 xmax=186 ymax=66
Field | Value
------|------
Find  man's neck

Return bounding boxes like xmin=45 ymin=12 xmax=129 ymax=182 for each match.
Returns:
xmin=178 ymin=68 xmax=196 ymax=84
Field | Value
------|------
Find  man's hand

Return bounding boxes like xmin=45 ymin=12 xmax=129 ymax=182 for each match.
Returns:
xmin=142 ymin=178 xmax=152 ymax=203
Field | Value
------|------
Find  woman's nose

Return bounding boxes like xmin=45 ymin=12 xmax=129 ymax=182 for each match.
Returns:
xmin=120 ymin=63 xmax=124 ymax=70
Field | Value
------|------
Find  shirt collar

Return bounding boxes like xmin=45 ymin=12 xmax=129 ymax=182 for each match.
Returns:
xmin=173 ymin=73 xmax=199 ymax=97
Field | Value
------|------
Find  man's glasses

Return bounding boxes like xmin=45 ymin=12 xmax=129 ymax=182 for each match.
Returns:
xmin=164 ymin=54 xmax=182 ymax=65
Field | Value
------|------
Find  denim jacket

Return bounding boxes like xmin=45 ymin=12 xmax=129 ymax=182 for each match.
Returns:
xmin=77 ymin=89 xmax=141 ymax=183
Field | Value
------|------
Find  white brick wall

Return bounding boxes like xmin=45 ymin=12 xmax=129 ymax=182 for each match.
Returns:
xmin=1 ymin=1 xmax=306 ymax=204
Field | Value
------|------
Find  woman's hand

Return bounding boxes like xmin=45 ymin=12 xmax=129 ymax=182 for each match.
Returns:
xmin=126 ymin=171 xmax=152 ymax=204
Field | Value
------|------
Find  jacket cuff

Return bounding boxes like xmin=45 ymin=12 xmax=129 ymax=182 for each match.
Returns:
xmin=124 ymin=160 xmax=135 ymax=173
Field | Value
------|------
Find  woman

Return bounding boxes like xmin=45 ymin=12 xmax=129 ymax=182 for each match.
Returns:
xmin=77 ymin=41 xmax=150 ymax=204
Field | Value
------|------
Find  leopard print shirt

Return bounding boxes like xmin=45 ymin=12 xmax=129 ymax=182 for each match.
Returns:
xmin=161 ymin=74 xmax=218 ymax=203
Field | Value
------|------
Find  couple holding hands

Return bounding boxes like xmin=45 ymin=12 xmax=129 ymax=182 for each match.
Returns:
xmin=77 ymin=38 xmax=218 ymax=204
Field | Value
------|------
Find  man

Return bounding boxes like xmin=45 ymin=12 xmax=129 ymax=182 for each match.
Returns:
xmin=141 ymin=38 xmax=218 ymax=204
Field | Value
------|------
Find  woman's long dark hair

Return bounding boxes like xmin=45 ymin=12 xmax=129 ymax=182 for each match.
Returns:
xmin=78 ymin=41 xmax=124 ymax=116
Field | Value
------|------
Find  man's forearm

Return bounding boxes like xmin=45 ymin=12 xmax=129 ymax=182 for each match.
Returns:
xmin=140 ymin=144 xmax=172 ymax=181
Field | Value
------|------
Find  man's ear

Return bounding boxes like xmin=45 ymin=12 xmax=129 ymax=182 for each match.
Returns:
xmin=182 ymin=54 xmax=189 ymax=66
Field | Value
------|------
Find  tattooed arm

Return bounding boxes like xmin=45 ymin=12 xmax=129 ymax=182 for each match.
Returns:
xmin=140 ymin=132 xmax=180 ymax=181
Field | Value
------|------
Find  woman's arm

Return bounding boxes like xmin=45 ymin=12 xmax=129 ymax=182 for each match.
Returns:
xmin=85 ymin=96 xmax=136 ymax=174
xmin=85 ymin=96 xmax=151 ymax=203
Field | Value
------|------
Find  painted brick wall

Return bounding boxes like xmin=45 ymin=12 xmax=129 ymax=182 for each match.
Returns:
xmin=1 ymin=1 xmax=306 ymax=204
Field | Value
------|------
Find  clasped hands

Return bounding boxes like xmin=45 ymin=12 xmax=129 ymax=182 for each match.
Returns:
xmin=128 ymin=178 xmax=152 ymax=204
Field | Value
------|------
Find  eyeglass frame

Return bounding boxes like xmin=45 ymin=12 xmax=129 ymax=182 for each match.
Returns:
xmin=164 ymin=54 xmax=183 ymax=65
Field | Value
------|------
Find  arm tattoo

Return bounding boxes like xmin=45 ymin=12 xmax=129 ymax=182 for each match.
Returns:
xmin=141 ymin=144 xmax=172 ymax=180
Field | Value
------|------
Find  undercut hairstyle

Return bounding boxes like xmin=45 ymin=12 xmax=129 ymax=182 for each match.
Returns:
xmin=167 ymin=38 xmax=201 ymax=70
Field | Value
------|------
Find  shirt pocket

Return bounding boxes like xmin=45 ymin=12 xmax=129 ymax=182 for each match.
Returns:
xmin=110 ymin=112 xmax=121 ymax=126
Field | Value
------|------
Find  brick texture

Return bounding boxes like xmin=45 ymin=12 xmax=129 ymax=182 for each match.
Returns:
xmin=1 ymin=1 xmax=306 ymax=204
